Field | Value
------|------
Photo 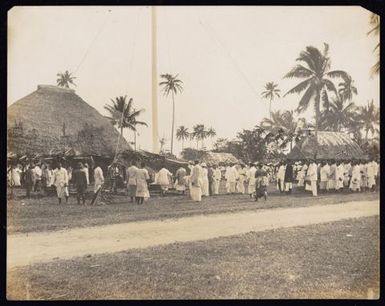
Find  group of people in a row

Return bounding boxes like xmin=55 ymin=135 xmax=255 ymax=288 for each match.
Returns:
xmin=275 ymin=158 xmax=380 ymax=197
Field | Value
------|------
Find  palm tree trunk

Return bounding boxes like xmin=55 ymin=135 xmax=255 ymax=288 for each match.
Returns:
xmin=365 ymin=129 xmax=369 ymax=143
xmin=171 ymin=92 xmax=175 ymax=154
xmin=134 ymin=131 xmax=137 ymax=151
xmin=269 ymin=97 xmax=272 ymax=121
xmin=182 ymin=139 xmax=184 ymax=150
xmin=314 ymin=92 xmax=320 ymax=159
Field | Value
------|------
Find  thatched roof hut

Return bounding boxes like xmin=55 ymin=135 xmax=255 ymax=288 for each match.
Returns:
xmin=117 ymin=150 xmax=188 ymax=174
xmin=200 ymin=152 xmax=239 ymax=165
xmin=287 ymin=131 xmax=367 ymax=161
xmin=7 ymin=85 xmax=131 ymax=157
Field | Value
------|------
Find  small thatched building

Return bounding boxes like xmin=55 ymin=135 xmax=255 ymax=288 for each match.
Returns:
xmin=200 ymin=152 xmax=239 ymax=165
xmin=7 ymin=85 xmax=131 ymax=159
xmin=287 ymin=131 xmax=367 ymax=161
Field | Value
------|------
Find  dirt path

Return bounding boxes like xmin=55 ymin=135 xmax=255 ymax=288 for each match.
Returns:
xmin=8 ymin=200 xmax=379 ymax=269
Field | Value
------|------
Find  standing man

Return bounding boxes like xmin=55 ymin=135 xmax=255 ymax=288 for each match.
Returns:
xmin=319 ymin=161 xmax=330 ymax=193
xmin=225 ymin=163 xmax=238 ymax=194
xmin=246 ymin=162 xmax=257 ymax=198
xmin=94 ymin=163 xmax=104 ymax=194
xmin=328 ymin=159 xmax=337 ymax=192
xmin=190 ymin=160 xmax=203 ymax=202
xmin=284 ymin=160 xmax=294 ymax=194
xmin=343 ymin=160 xmax=352 ymax=190
xmin=349 ymin=160 xmax=361 ymax=192
xmin=126 ymin=160 xmax=138 ymax=202
xmin=207 ymin=164 xmax=214 ymax=196
xmin=200 ymin=163 xmax=210 ymax=197
xmin=53 ymin=161 xmax=69 ymax=204
xmin=276 ymin=161 xmax=286 ymax=193
xmin=24 ymin=164 xmax=35 ymax=199
xmin=212 ymin=164 xmax=221 ymax=195
xmin=33 ymin=163 xmax=42 ymax=193
xmin=236 ymin=164 xmax=247 ymax=194
xmin=306 ymin=159 xmax=318 ymax=197
xmin=83 ymin=163 xmax=90 ymax=185
xmin=335 ymin=160 xmax=345 ymax=192
xmin=72 ymin=162 xmax=88 ymax=205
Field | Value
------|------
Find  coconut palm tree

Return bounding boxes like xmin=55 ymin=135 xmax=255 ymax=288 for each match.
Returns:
xmin=176 ymin=126 xmax=189 ymax=150
xmin=368 ymin=13 xmax=380 ymax=76
xmin=358 ymin=100 xmax=380 ymax=142
xmin=206 ymin=127 xmax=216 ymax=148
xmin=159 ymin=74 xmax=183 ymax=155
xmin=319 ymin=96 xmax=358 ymax=132
xmin=104 ymin=96 xmax=147 ymax=149
xmin=284 ymin=43 xmax=350 ymax=154
xmin=338 ymin=76 xmax=357 ymax=102
xmin=261 ymin=82 xmax=280 ymax=120
xmin=56 ymin=71 xmax=76 ymax=88
xmin=192 ymin=124 xmax=206 ymax=149
xmin=261 ymin=110 xmax=298 ymax=150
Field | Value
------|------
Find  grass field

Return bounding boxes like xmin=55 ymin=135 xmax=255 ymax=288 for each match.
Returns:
xmin=7 ymin=185 xmax=379 ymax=234
xmin=7 ymin=216 xmax=379 ymax=299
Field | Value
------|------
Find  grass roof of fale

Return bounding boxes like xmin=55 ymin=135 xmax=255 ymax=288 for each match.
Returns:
xmin=7 ymin=85 xmax=131 ymax=156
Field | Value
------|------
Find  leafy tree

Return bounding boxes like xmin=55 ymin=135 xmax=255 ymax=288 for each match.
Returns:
xmin=284 ymin=43 xmax=350 ymax=154
xmin=56 ymin=70 xmax=76 ymax=88
xmin=319 ymin=96 xmax=357 ymax=132
xmin=206 ymin=127 xmax=216 ymax=148
xmin=261 ymin=110 xmax=299 ymax=150
xmin=176 ymin=126 xmax=189 ymax=150
xmin=104 ymin=96 xmax=147 ymax=149
xmin=338 ymin=75 xmax=357 ymax=102
xmin=159 ymin=74 xmax=183 ymax=154
xmin=192 ymin=124 xmax=207 ymax=149
xmin=261 ymin=82 xmax=280 ymax=120
xmin=358 ymin=100 xmax=379 ymax=142
xmin=368 ymin=13 xmax=380 ymax=76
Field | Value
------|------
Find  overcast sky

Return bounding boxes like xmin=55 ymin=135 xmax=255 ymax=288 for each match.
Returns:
xmin=8 ymin=6 xmax=379 ymax=156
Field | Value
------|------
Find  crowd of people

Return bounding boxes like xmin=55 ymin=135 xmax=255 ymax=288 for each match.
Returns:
xmin=7 ymin=156 xmax=380 ymax=205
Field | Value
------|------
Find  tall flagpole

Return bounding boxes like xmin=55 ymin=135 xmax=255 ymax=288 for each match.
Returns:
xmin=151 ymin=6 xmax=160 ymax=153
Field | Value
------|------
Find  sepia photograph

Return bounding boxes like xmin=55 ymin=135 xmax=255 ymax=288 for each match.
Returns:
xmin=6 ymin=5 xmax=380 ymax=300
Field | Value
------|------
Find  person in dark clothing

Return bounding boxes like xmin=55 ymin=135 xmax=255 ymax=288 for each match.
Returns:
xmin=72 ymin=162 xmax=88 ymax=205
xmin=207 ymin=164 xmax=214 ymax=196
xmin=255 ymin=164 xmax=268 ymax=201
xmin=284 ymin=161 xmax=294 ymax=194
xmin=24 ymin=164 xmax=35 ymax=199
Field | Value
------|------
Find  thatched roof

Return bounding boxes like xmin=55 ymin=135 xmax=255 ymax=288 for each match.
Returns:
xmin=200 ymin=152 xmax=238 ymax=164
xmin=7 ymin=85 xmax=131 ymax=156
xmin=117 ymin=150 xmax=188 ymax=174
xmin=287 ymin=131 xmax=367 ymax=161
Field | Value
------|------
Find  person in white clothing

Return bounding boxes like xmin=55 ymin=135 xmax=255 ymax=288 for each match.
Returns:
xmin=319 ymin=161 xmax=330 ymax=192
xmin=246 ymin=162 xmax=257 ymax=198
xmin=343 ymin=161 xmax=352 ymax=188
xmin=349 ymin=160 xmax=361 ymax=192
xmin=53 ymin=161 xmax=69 ymax=204
xmin=190 ymin=160 xmax=203 ymax=202
xmin=157 ymin=165 xmax=173 ymax=197
xmin=367 ymin=159 xmax=377 ymax=191
xmin=225 ymin=163 xmax=238 ymax=194
xmin=236 ymin=164 xmax=247 ymax=194
xmin=305 ymin=159 xmax=318 ymax=196
xmin=212 ymin=164 xmax=221 ymax=195
xmin=335 ymin=161 xmax=345 ymax=191
xmin=94 ymin=164 xmax=104 ymax=193
xmin=359 ymin=160 xmax=368 ymax=191
xmin=328 ymin=160 xmax=337 ymax=191
xmin=276 ymin=162 xmax=286 ymax=193
xmin=11 ymin=164 xmax=22 ymax=187
xmin=201 ymin=163 xmax=210 ymax=197
xmin=83 ymin=163 xmax=90 ymax=185
xmin=126 ymin=160 xmax=138 ymax=202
